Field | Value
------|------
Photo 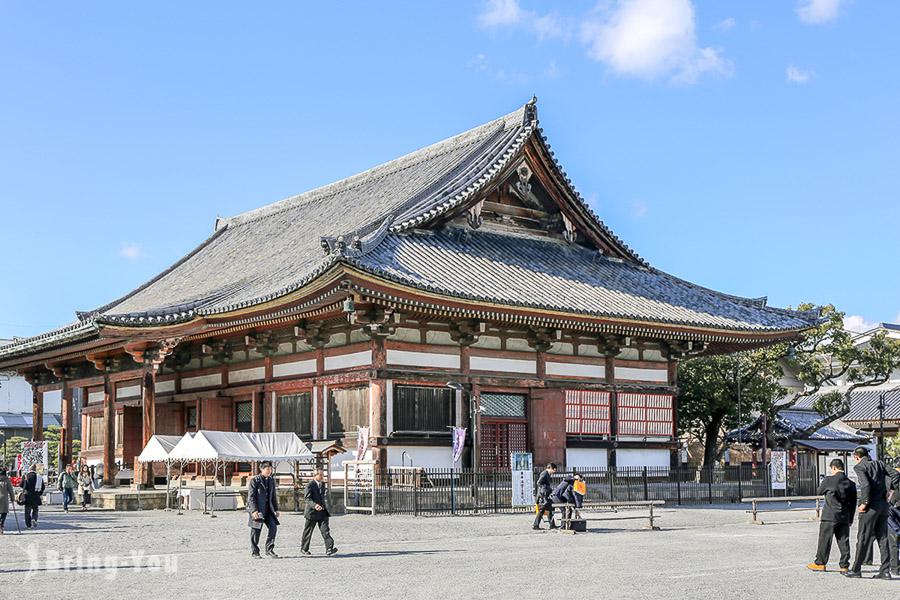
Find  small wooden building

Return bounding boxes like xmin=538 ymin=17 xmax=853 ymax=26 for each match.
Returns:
xmin=0 ymin=99 xmax=819 ymax=485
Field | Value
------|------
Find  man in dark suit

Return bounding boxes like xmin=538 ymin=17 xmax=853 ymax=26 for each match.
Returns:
xmin=247 ymin=461 xmax=280 ymax=559
xmin=887 ymin=458 xmax=900 ymax=576
xmin=845 ymin=447 xmax=900 ymax=579
xmin=301 ymin=468 xmax=337 ymax=556
xmin=20 ymin=464 xmax=45 ymax=529
xmin=808 ymin=458 xmax=856 ymax=572
xmin=532 ymin=462 xmax=557 ymax=530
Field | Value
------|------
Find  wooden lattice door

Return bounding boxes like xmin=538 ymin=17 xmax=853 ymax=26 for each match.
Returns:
xmin=480 ymin=420 xmax=528 ymax=471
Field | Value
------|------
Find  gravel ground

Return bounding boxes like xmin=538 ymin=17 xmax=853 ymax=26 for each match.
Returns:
xmin=0 ymin=503 xmax=897 ymax=599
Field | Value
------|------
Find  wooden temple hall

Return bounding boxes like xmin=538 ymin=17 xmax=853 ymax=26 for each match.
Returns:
xmin=0 ymin=99 xmax=820 ymax=485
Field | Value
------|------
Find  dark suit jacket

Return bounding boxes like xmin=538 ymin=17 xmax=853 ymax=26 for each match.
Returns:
xmin=551 ymin=476 xmax=583 ymax=508
xmin=854 ymin=457 xmax=895 ymax=509
xmin=20 ymin=472 xmax=45 ymax=507
xmin=246 ymin=474 xmax=279 ymax=529
xmin=888 ymin=465 xmax=900 ymax=509
xmin=304 ymin=479 xmax=330 ymax=521
xmin=535 ymin=469 xmax=553 ymax=500
xmin=817 ymin=472 xmax=857 ymax=524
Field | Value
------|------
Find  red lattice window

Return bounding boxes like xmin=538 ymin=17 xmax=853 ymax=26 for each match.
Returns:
xmin=565 ymin=390 xmax=611 ymax=435
xmin=617 ymin=393 xmax=674 ymax=436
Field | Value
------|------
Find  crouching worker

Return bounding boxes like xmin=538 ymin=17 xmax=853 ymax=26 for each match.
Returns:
xmin=533 ymin=462 xmax=558 ymax=530
xmin=551 ymin=473 xmax=584 ymax=528
xmin=808 ymin=458 xmax=856 ymax=572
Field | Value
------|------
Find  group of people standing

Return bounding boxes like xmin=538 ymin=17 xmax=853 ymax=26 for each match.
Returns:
xmin=57 ymin=464 xmax=94 ymax=512
xmin=532 ymin=462 xmax=584 ymax=530
xmin=0 ymin=462 xmax=97 ymax=533
xmin=809 ymin=447 xmax=900 ymax=579
xmin=246 ymin=462 xmax=338 ymax=559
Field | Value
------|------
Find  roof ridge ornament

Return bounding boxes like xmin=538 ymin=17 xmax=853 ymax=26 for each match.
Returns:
xmin=524 ymin=96 xmax=537 ymax=123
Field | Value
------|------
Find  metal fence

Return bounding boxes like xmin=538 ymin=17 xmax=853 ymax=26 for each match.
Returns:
xmin=349 ymin=465 xmax=819 ymax=516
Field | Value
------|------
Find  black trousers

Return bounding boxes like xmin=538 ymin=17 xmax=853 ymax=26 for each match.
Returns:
xmin=249 ymin=513 xmax=278 ymax=555
xmin=301 ymin=517 xmax=334 ymax=552
xmin=889 ymin=527 xmax=899 ymax=572
xmin=814 ymin=520 xmax=850 ymax=569
xmin=24 ymin=505 xmax=38 ymax=527
xmin=533 ymin=497 xmax=555 ymax=528
xmin=851 ymin=505 xmax=891 ymax=575
xmin=0 ymin=512 xmax=7 ymax=526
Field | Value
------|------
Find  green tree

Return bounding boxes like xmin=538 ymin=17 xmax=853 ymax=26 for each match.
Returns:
xmin=2 ymin=436 xmax=28 ymax=469
xmin=885 ymin=435 xmax=900 ymax=462
xmin=677 ymin=352 xmax=786 ymax=467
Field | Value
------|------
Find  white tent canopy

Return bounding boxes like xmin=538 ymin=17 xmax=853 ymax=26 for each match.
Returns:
xmin=137 ymin=434 xmax=190 ymax=463
xmin=166 ymin=430 xmax=314 ymax=462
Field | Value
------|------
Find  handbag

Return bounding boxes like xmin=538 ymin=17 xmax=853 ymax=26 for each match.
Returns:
xmin=15 ymin=489 xmax=26 ymax=505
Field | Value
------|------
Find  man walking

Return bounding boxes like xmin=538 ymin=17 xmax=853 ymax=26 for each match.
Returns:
xmin=247 ymin=461 xmax=280 ymax=559
xmin=845 ymin=447 xmax=900 ymax=579
xmin=58 ymin=464 xmax=77 ymax=513
xmin=532 ymin=462 xmax=557 ymax=530
xmin=887 ymin=458 xmax=900 ymax=576
xmin=301 ymin=468 xmax=337 ymax=556
xmin=20 ymin=464 xmax=45 ymax=529
xmin=808 ymin=458 xmax=856 ymax=572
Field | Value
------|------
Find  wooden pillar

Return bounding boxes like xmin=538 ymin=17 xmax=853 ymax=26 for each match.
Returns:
xmin=530 ymin=388 xmax=565 ymax=468
xmin=251 ymin=390 xmax=263 ymax=433
xmin=140 ymin=368 xmax=156 ymax=486
xmin=370 ymin=337 xmax=387 ymax=465
xmin=606 ymin=354 xmax=617 ymax=468
xmin=315 ymin=347 xmax=325 ymax=439
xmin=30 ymin=378 xmax=43 ymax=441
xmin=61 ymin=379 xmax=74 ymax=467
xmin=103 ymin=375 xmax=115 ymax=486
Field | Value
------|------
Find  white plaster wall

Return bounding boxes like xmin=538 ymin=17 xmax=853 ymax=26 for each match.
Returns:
xmin=324 ymin=350 xmax=371 ymax=371
xmin=615 ymin=366 xmax=668 ymax=383
xmin=471 ymin=356 xmax=536 ymax=375
xmin=182 ymin=373 xmax=222 ymax=390
xmin=386 ymin=349 xmax=459 ymax=369
xmin=386 ymin=446 xmax=454 ymax=469
xmin=546 ymin=361 xmax=605 ymax=379
xmin=616 ymin=449 xmax=671 ymax=468
xmin=565 ymin=448 xmax=608 ymax=469
xmin=116 ymin=384 xmax=141 ymax=399
xmin=273 ymin=358 xmax=316 ymax=378
xmin=155 ymin=380 xmax=175 ymax=394
xmin=228 ymin=366 xmax=265 ymax=384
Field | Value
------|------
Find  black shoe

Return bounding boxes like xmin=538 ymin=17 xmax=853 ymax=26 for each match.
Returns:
xmin=251 ymin=554 xmax=262 ymax=559
xmin=31 ymin=522 xmax=37 ymax=529
xmin=300 ymin=550 xmax=311 ymax=556
xmin=266 ymin=551 xmax=280 ymax=559
xmin=892 ymin=568 xmax=900 ymax=577
xmin=326 ymin=547 xmax=338 ymax=556
xmin=548 ymin=523 xmax=558 ymax=530
xmin=532 ymin=525 xmax=541 ymax=530
xmin=842 ymin=571 xmax=862 ymax=578
xmin=872 ymin=573 xmax=892 ymax=580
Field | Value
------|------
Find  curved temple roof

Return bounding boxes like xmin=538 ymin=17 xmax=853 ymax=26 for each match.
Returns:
xmin=0 ymin=99 xmax=819 ymax=360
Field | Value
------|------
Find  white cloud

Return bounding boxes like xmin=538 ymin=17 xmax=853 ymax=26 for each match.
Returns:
xmin=119 ymin=243 xmax=147 ymax=261
xmin=478 ymin=0 xmax=524 ymax=28
xmin=478 ymin=0 xmax=567 ymax=41
xmin=712 ymin=17 xmax=736 ymax=32
xmin=543 ymin=59 xmax=564 ymax=80
xmin=631 ymin=199 xmax=647 ymax=218
xmin=796 ymin=0 xmax=847 ymax=25
xmin=786 ymin=64 xmax=816 ymax=84
xmin=845 ymin=314 xmax=877 ymax=334
xmin=579 ymin=0 xmax=732 ymax=84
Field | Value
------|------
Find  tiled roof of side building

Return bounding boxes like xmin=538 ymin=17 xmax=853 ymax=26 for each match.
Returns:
xmin=352 ymin=228 xmax=816 ymax=333
xmin=794 ymin=385 xmax=900 ymax=422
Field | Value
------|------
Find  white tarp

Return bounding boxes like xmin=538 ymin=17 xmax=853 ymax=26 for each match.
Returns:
xmin=137 ymin=434 xmax=188 ymax=463
xmin=166 ymin=430 xmax=313 ymax=462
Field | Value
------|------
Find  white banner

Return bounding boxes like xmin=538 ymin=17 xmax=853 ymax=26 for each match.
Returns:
xmin=20 ymin=441 xmax=48 ymax=476
xmin=510 ymin=452 xmax=534 ymax=508
xmin=770 ymin=450 xmax=787 ymax=490
xmin=356 ymin=427 xmax=370 ymax=461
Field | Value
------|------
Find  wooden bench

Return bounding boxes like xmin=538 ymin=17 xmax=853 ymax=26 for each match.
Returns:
xmin=551 ymin=500 xmax=665 ymax=534
xmin=741 ymin=496 xmax=823 ymax=525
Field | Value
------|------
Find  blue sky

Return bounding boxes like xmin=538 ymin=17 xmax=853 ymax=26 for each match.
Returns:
xmin=1 ymin=0 xmax=897 ymax=341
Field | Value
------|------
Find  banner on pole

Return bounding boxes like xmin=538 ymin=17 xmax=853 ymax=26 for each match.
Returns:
xmin=356 ymin=427 xmax=370 ymax=461
xmin=452 ymin=428 xmax=466 ymax=465
xmin=770 ymin=450 xmax=787 ymax=490
xmin=510 ymin=452 xmax=534 ymax=508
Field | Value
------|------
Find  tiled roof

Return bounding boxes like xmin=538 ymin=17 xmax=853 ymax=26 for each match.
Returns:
xmin=726 ymin=407 xmax=871 ymax=443
xmin=793 ymin=385 xmax=900 ymax=423
xmin=0 ymin=413 xmax=63 ymax=429
xmin=352 ymin=228 xmax=815 ymax=333
xmin=0 ymin=99 xmax=821 ymax=360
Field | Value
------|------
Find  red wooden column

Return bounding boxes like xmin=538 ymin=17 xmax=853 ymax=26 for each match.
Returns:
xmin=605 ymin=353 xmax=617 ymax=469
xmin=370 ymin=337 xmax=387 ymax=465
xmin=140 ymin=367 xmax=156 ymax=486
xmin=60 ymin=378 xmax=74 ymax=467
xmin=29 ymin=375 xmax=44 ymax=441
xmin=251 ymin=390 xmax=264 ymax=433
xmin=103 ymin=374 xmax=116 ymax=486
